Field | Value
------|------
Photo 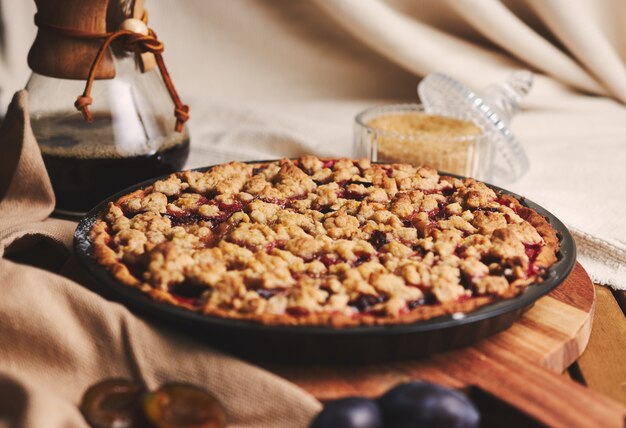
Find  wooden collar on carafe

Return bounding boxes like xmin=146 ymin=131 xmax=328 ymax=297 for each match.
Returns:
xmin=34 ymin=11 xmax=189 ymax=132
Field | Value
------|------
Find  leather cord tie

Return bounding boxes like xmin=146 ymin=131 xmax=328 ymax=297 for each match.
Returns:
xmin=34 ymin=13 xmax=189 ymax=132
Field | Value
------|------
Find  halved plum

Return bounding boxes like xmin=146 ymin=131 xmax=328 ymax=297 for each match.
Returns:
xmin=143 ymin=383 xmax=227 ymax=428
xmin=80 ymin=378 xmax=145 ymax=428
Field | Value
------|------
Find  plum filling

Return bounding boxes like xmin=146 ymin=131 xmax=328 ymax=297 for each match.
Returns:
xmin=369 ymin=230 xmax=388 ymax=249
xmin=125 ymin=262 xmax=146 ymax=280
xmin=381 ymin=166 xmax=393 ymax=177
xmin=168 ymin=281 xmax=206 ymax=305
xmin=319 ymin=254 xmax=341 ymax=267
xmin=428 ymin=202 xmax=449 ymax=221
xmin=350 ymin=294 xmax=387 ymax=313
xmin=252 ymin=166 xmax=267 ymax=175
xmin=322 ymin=159 xmax=338 ymax=169
xmin=256 ymin=288 xmax=283 ymax=299
xmin=264 ymin=240 xmax=285 ymax=252
xmin=318 ymin=206 xmax=336 ymax=214
xmin=428 ymin=208 xmax=441 ymax=220
xmin=288 ymin=193 xmax=309 ymax=201
xmin=166 ymin=194 xmax=180 ymax=204
xmin=166 ymin=213 xmax=214 ymax=226
xmin=524 ymin=243 xmax=542 ymax=260
xmin=336 ymin=190 xmax=367 ymax=201
xmin=354 ymin=253 xmax=371 ymax=266
xmin=196 ymin=196 xmax=212 ymax=205
xmin=423 ymin=293 xmax=438 ymax=305
xmin=301 ymin=252 xmax=370 ymax=269
xmin=286 ymin=307 xmax=310 ymax=317
xmin=456 ymin=294 xmax=471 ymax=303
xmin=495 ymin=196 xmax=521 ymax=214
xmin=216 ymin=200 xmax=244 ymax=213
xmin=346 ymin=180 xmax=373 ymax=188
xmin=334 ymin=180 xmax=371 ymax=200
xmin=454 ymin=245 xmax=467 ymax=258
xmin=524 ymin=243 xmax=544 ymax=276
xmin=260 ymin=197 xmax=287 ymax=208
xmin=482 ymin=206 xmax=500 ymax=213
xmin=166 ymin=199 xmax=246 ymax=227
xmin=407 ymin=298 xmax=425 ymax=310
xmin=412 ymin=245 xmax=428 ymax=258
xmin=459 ymin=272 xmax=474 ymax=290
xmin=441 ymin=187 xmax=455 ymax=197
xmin=243 ymin=278 xmax=287 ymax=299
xmin=164 ymin=208 xmax=189 ymax=218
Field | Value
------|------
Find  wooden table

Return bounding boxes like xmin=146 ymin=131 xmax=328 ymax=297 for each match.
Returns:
xmin=568 ymin=284 xmax=626 ymax=405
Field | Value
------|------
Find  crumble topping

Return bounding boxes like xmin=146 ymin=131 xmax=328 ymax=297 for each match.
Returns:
xmin=90 ymin=156 xmax=559 ymax=326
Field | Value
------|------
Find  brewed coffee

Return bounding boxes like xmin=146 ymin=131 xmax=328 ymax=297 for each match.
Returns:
xmin=34 ymin=114 xmax=189 ymax=214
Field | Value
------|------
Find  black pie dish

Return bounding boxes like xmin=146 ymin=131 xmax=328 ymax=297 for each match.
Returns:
xmin=73 ymin=161 xmax=576 ymax=364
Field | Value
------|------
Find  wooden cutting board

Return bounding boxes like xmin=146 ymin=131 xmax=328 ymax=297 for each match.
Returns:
xmin=263 ymin=263 xmax=626 ymax=427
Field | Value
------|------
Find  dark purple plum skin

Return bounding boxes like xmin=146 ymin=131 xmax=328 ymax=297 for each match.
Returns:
xmin=310 ymin=397 xmax=384 ymax=428
xmin=378 ymin=381 xmax=480 ymax=428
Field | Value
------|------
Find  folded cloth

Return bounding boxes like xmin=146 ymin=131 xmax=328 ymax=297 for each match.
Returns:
xmin=570 ymin=228 xmax=626 ymax=288
xmin=0 ymin=91 xmax=321 ymax=428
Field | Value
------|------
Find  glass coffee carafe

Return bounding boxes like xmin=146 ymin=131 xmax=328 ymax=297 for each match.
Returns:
xmin=26 ymin=0 xmax=189 ymax=215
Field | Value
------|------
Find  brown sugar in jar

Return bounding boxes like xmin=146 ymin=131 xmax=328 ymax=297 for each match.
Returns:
xmin=354 ymin=105 xmax=487 ymax=177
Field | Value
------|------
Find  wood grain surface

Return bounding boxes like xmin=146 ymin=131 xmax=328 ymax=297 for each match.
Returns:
xmin=265 ymin=263 xmax=626 ymax=427
xmin=577 ymin=285 xmax=626 ymax=404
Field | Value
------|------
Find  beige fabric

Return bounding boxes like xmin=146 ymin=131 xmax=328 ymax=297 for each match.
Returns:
xmin=0 ymin=91 xmax=321 ymax=428
xmin=312 ymin=0 xmax=626 ymax=100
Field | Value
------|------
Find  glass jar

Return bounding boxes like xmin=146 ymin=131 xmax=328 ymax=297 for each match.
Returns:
xmin=353 ymin=104 xmax=493 ymax=180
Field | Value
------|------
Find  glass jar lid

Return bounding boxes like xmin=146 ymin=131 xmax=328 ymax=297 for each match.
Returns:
xmin=418 ymin=71 xmax=532 ymax=183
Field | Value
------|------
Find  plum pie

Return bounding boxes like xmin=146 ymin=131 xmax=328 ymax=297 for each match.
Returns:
xmin=90 ymin=156 xmax=559 ymax=326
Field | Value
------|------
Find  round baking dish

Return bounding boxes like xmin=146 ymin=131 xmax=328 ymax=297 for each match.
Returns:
xmin=74 ymin=161 xmax=576 ymax=363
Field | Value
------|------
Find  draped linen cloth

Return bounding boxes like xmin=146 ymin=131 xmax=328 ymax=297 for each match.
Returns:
xmin=0 ymin=91 xmax=321 ymax=428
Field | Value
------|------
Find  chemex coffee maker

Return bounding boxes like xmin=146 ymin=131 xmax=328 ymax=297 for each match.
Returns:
xmin=26 ymin=0 xmax=190 ymax=215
